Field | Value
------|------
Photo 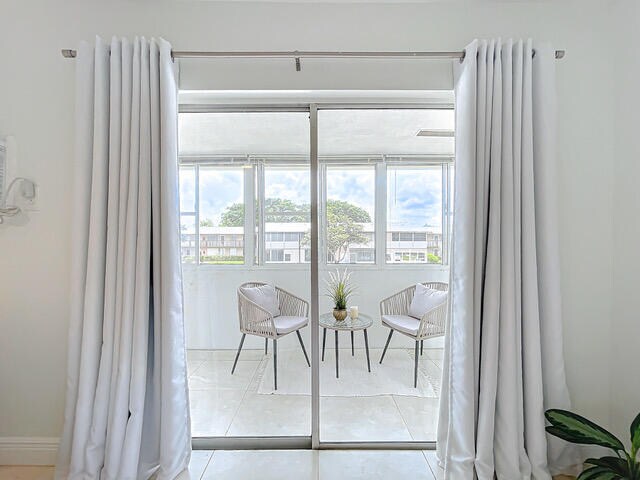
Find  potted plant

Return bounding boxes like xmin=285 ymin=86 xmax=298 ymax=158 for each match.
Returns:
xmin=545 ymin=409 xmax=640 ymax=479
xmin=325 ymin=269 xmax=355 ymax=321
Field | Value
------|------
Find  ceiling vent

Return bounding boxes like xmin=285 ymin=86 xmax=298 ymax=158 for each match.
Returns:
xmin=416 ymin=129 xmax=454 ymax=137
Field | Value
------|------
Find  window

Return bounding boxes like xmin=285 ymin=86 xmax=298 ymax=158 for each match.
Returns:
xmin=179 ymin=166 xmax=196 ymax=264
xmin=387 ymin=166 xmax=443 ymax=264
xmin=325 ymin=165 xmax=375 ymax=264
xmin=266 ymin=249 xmax=285 ymax=262
xmin=178 ymin=109 xmax=453 ymax=268
xmin=263 ymin=166 xmax=310 ymax=264
xmin=198 ymin=167 xmax=245 ymax=264
xmin=414 ymin=232 xmax=427 ymax=242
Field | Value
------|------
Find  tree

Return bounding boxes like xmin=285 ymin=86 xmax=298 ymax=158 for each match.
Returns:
xmin=219 ymin=198 xmax=309 ymax=227
xmin=200 ymin=218 xmax=214 ymax=227
xmin=219 ymin=198 xmax=371 ymax=263
xmin=263 ymin=198 xmax=309 ymax=222
xmin=325 ymin=200 xmax=371 ymax=263
xmin=219 ymin=203 xmax=244 ymax=227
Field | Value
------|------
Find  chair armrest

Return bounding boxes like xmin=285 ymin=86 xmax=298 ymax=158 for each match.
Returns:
xmin=238 ymin=293 xmax=277 ymax=337
xmin=276 ymin=287 xmax=309 ymax=317
xmin=417 ymin=301 xmax=448 ymax=339
xmin=380 ymin=286 xmax=413 ymax=316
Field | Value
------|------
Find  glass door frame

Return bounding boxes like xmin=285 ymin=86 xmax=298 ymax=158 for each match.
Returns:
xmin=181 ymin=93 xmax=453 ymax=451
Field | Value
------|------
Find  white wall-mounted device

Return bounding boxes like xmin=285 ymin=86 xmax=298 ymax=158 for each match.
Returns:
xmin=0 ymin=137 xmax=37 ymax=225
xmin=0 ymin=141 xmax=6 ymax=202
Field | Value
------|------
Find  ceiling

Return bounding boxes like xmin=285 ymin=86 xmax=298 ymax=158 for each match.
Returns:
xmin=179 ymin=109 xmax=455 ymax=157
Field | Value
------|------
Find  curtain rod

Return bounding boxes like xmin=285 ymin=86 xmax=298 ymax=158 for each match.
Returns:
xmin=60 ymin=48 xmax=566 ymax=61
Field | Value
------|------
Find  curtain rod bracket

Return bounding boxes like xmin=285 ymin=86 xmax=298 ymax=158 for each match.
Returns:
xmin=295 ymin=56 xmax=301 ymax=72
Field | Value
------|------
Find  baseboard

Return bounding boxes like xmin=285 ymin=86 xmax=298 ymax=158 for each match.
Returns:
xmin=0 ymin=437 xmax=59 ymax=465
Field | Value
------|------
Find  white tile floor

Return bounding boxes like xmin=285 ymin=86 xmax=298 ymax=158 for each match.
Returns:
xmin=182 ymin=449 xmax=442 ymax=480
xmin=0 ymin=451 xmax=442 ymax=480
xmin=188 ymin=348 xmax=442 ymax=441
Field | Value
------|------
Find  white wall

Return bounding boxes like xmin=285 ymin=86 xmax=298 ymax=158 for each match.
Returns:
xmin=610 ymin=0 xmax=640 ymax=442
xmin=0 ymin=0 xmax=623 ymax=447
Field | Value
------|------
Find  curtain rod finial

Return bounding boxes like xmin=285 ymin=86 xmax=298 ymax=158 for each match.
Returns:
xmin=61 ymin=49 xmax=77 ymax=58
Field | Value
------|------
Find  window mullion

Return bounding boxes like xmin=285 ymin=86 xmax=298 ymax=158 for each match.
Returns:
xmin=375 ymin=160 xmax=387 ymax=267
xmin=443 ymin=163 xmax=449 ymax=265
xmin=195 ymin=164 xmax=201 ymax=266
xmin=257 ymin=162 xmax=266 ymax=266
xmin=244 ymin=163 xmax=256 ymax=266
xmin=319 ymin=162 xmax=327 ymax=265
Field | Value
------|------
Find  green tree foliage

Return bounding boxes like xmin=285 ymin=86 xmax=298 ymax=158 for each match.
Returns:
xmin=218 ymin=198 xmax=372 ymax=263
xmin=219 ymin=203 xmax=244 ymax=227
xmin=219 ymin=198 xmax=309 ymax=227
xmin=325 ymin=200 xmax=371 ymax=263
xmin=428 ymin=253 xmax=441 ymax=263
xmin=200 ymin=218 xmax=214 ymax=227
xmin=263 ymin=198 xmax=309 ymax=223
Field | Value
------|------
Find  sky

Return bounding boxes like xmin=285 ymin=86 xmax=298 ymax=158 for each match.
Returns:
xmin=179 ymin=164 xmax=443 ymax=230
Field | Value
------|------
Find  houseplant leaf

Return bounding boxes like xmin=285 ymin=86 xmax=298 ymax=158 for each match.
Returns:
xmin=576 ymin=466 xmax=621 ymax=480
xmin=585 ymin=457 xmax=629 ymax=477
xmin=631 ymin=412 xmax=640 ymax=453
xmin=546 ymin=409 xmax=626 ymax=452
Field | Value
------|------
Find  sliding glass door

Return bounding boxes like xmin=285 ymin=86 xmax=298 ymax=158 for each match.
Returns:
xmin=179 ymin=110 xmax=313 ymax=444
xmin=315 ymin=108 xmax=453 ymax=445
xmin=177 ymin=94 xmax=454 ymax=449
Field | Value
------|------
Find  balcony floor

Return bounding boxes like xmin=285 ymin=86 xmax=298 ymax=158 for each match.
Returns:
xmin=188 ymin=347 xmax=442 ymax=442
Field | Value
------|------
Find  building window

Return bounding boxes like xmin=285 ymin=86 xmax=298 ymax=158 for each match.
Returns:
xmin=387 ymin=166 xmax=443 ymax=264
xmin=325 ymin=165 xmax=375 ymax=264
xmin=266 ymin=249 xmax=285 ymax=262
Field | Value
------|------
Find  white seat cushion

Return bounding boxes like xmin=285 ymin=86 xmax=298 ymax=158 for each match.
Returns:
xmin=240 ymin=284 xmax=280 ymax=317
xmin=274 ymin=315 xmax=308 ymax=335
xmin=408 ymin=283 xmax=448 ymax=319
xmin=381 ymin=314 xmax=420 ymax=336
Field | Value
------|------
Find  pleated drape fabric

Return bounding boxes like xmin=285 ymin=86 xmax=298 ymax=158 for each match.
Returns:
xmin=436 ymin=39 xmax=581 ymax=479
xmin=55 ymin=37 xmax=191 ymax=480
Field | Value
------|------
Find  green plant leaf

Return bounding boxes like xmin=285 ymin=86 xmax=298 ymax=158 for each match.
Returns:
xmin=631 ymin=412 xmax=640 ymax=453
xmin=546 ymin=409 xmax=626 ymax=452
xmin=576 ymin=466 xmax=621 ymax=480
xmin=585 ymin=457 xmax=629 ymax=476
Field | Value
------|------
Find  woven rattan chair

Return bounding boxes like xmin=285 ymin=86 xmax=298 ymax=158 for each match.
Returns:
xmin=232 ymin=282 xmax=310 ymax=390
xmin=379 ymin=281 xmax=448 ymax=387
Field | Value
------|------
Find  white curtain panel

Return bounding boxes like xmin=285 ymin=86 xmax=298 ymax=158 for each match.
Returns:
xmin=437 ymin=39 xmax=581 ymax=479
xmin=56 ymin=37 xmax=191 ymax=480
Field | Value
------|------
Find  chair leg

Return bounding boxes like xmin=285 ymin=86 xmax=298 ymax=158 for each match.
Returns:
xmin=351 ymin=331 xmax=354 ymax=356
xmin=296 ymin=330 xmax=311 ymax=367
xmin=421 ymin=340 xmax=424 ymax=355
xmin=273 ymin=338 xmax=278 ymax=391
xmin=363 ymin=329 xmax=371 ymax=373
xmin=335 ymin=330 xmax=339 ymax=378
xmin=322 ymin=327 xmax=327 ymax=361
xmin=414 ymin=340 xmax=419 ymax=388
xmin=231 ymin=333 xmax=246 ymax=374
xmin=379 ymin=329 xmax=394 ymax=364
xmin=265 ymin=337 xmax=268 ymax=355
